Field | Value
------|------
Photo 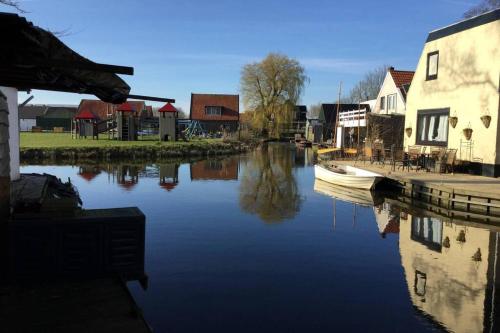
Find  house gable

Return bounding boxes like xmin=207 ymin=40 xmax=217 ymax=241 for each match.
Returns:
xmin=374 ymin=68 xmax=414 ymax=115
xmin=190 ymin=93 xmax=239 ymax=122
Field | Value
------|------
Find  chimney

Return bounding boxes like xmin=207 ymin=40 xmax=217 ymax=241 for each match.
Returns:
xmin=388 ymin=66 xmax=395 ymax=71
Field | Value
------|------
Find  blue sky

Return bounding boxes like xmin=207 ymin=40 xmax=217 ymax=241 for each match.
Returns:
xmin=3 ymin=0 xmax=477 ymax=111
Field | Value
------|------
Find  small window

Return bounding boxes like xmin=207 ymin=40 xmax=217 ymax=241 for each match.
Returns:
xmin=426 ymin=51 xmax=439 ymax=80
xmin=205 ymin=106 xmax=222 ymax=116
xmin=416 ymin=108 xmax=449 ymax=146
xmin=380 ymin=96 xmax=385 ymax=110
xmin=387 ymin=94 xmax=397 ymax=110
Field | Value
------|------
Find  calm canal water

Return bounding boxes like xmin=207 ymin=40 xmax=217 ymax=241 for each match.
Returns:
xmin=22 ymin=144 xmax=499 ymax=333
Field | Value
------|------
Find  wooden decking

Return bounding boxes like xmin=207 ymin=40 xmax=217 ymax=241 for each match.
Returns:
xmin=334 ymin=160 xmax=500 ymax=223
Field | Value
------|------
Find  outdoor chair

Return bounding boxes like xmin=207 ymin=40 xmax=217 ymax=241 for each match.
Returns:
xmin=371 ymin=142 xmax=385 ymax=164
xmin=362 ymin=144 xmax=373 ymax=164
xmin=440 ymin=149 xmax=457 ymax=174
xmin=389 ymin=144 xmax=405 ymax=171
xmin=430 ymin=147 xmax=446 ymax=172
xmin=407 ymin=145 xmax=423 ymax=171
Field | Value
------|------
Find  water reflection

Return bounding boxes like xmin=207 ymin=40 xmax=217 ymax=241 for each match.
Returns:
xmin=315 ymin=182 xmax=499 ymax=333
xmin=18 ymin=145 xmax=499 ymax=332
xmin=398 ymin=211 xmax=499 ymax=333
xmin=239 ymin=144 xmax=302 ymax=223
xmin=190 ymin=157 xmax=239 ymax=181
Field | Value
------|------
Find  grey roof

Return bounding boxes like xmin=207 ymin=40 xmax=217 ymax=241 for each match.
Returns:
xmin=43 ymin=105 xmax=78 ymax=118
xmin=19 ymin=104 xmax=47 ymax=119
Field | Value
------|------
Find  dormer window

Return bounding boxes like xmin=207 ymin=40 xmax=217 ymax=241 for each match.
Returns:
xmin=426 ymin=51 xmax=439 ymax=80
xmin=205 ymin=106 xmax=222 ymax=116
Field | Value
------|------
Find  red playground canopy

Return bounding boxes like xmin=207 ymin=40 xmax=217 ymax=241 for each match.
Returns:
xmin=158 ymin=103 xmax=177 ymax=113
xmin=117 ymin=102 xmax=135 ymax=112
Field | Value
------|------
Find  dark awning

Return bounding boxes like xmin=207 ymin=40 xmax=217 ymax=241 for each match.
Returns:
xmin=0 ymin=13 xmax=133 ymax=104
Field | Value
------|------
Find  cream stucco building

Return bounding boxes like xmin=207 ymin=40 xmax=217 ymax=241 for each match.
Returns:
xmin=398 ymin=213 xmax=499 ymax=333
xmin=404 ymin=9 xmax=500 ymax=176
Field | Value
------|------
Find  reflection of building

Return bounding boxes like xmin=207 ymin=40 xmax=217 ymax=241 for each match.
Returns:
xmin=159 ymin=163 xmax=179 ymax=191
xmin=117 ymin=165 xmax=140 ymax=190
xmin=78 ymin=165 xmax=102 ymax=182
xmin=399 ymin=213 xmax=499 ymax=333
xmin=373 ymin=202 xmax=400 ymax=237
xmin=190 ymin=158 xmax=238 ymax=181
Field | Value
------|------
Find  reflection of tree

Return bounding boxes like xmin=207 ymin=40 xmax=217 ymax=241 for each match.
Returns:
xmin=239 ymin=144 xmax=301 ymax=223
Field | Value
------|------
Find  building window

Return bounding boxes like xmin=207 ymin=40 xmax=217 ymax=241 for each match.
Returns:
xmin=387 ymin=94 xmax=397 ymax=110
xmin=426 ymin=51 xmax=439 ymax=80
xmin=411 ymin=216 xmax=443 ymax=252
xmin=416 ymin=108 xmax=449 ymax=146
xmin=205 ymin=106 xmax=222 ymax=116
xmin=380 ymin=96 xmax=385 ymax=110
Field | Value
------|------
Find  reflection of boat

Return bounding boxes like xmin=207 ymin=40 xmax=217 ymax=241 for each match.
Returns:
xmin=314 ymin=164 xmax=384 ymax=190
xmin=314 ymin=179 xmax=383 ymax=206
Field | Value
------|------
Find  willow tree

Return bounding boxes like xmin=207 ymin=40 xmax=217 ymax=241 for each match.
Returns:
xmin=241 ymin=53 xmax=307 ymax=138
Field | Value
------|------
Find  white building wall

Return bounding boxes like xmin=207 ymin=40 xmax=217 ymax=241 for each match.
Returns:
xmin=20 ymin=119 xmax=36 ymax=132
xmin=0 ymin=87 xmax=20 ymax=181
xmin=373 ymin=73 xmax=407 ymax=115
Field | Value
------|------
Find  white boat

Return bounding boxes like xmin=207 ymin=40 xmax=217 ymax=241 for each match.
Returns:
xmin=314 ymin=164 xmax=384 ymax=190
xmin=314 ymin=179 xmax=383 ymax=207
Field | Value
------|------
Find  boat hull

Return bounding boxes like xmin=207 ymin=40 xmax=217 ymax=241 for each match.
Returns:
xmin=314 ymin=164 xmax=383 ymax=190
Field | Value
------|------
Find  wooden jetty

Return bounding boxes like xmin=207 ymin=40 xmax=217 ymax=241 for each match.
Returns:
xmin=334 ymin=160 xmax=500 ymax=224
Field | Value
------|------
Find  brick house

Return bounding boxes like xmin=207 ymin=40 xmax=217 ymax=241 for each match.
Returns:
xmin=75 ymin=99 xmax=148 ymax=120
xmin=189 ymin=93 xmax=239 ymax=132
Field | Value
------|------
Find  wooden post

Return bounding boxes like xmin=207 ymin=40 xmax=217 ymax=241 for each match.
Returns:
xmin=0 ymin=91 xmax=10 ymax=218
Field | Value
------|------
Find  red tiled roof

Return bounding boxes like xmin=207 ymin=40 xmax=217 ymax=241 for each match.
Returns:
xmin=78 ymin=171 xmax=99 ymax=181
xmin=117 ymin=102 xmax=135 ymax=112
xmin=75 ymin=109 xmax=99 ymax=120
xmin=389 ymin=69 xmax=415 ymax=88
xmin=160 ymin=182 xmax=177 ymax=191
xmin=159 ymin=103 xmax=177 ymax=112
xmin=190 ymin=93 xmax=239 ymax=121
xmin=77 ymin=99 xmax=147 ymax=120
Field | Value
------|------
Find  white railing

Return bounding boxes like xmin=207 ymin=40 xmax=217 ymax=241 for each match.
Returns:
xmin=338 ymin=109 xmax=367 ymax=127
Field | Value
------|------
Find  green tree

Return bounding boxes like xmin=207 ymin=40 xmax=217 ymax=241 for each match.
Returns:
xmin=239 ymin=144 xmax=301 ymax=223
xmin=241 ymin=53 xmax=308 ymax=138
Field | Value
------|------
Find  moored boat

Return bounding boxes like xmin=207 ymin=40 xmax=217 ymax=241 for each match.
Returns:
xmin=314 ymin=163 xmax=384 ymax=190
xmin=314 ymin=179 xmax=384 ymax=206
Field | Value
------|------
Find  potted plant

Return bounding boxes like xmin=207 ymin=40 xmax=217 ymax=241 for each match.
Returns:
xmin=481 ymin=115 xmax=491 ymax=128
xmin=449 ymin=116 xmax=458 ymax=128
xmin=463 ymin=123 xmax=473 ymax=141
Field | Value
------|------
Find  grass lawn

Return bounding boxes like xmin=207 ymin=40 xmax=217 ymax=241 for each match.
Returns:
xmin=20 ymin=132 xmax=222 ymax=149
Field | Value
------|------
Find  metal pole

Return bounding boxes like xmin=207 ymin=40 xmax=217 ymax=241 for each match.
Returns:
xmin=0 ymin=91 xmax=10 ymax=218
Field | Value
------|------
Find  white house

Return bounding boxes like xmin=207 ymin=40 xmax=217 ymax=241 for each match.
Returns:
xmin=373 ymin=67 xmax=415 ymax=115
xmin=19 ymin=104 xmax=47 ymax=131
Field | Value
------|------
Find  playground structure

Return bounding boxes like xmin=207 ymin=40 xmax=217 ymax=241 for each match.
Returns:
xmin=158 ymin=103 xmax=177 ymax=141
xmin=72 ymin=100 xmax=220 ymax=142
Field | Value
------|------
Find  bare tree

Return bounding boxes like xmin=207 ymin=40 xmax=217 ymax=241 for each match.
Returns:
xmin=0 ymin=0 xmax=26 ymax=13
xmin=241 ymin=53 xmax=308 ymax=138
xmin=346 ymin=65 xmax=388 ymax=103
xmin=464 ymin=0 xmax=500 ymax=18
xmin=308 ymin=103 xmax=323 ymax=119
xmin=176 ymin=107 xmax=188 ymax=119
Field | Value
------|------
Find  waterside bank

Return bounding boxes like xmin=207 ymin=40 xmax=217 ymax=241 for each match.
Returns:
xmin=334 ymin=160 xmax=500 ymax=224
xmin=20 ymin=133 xmax=258 ymax=162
